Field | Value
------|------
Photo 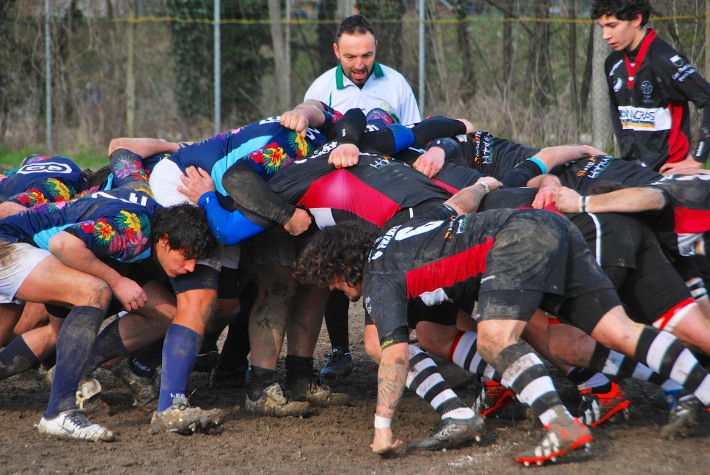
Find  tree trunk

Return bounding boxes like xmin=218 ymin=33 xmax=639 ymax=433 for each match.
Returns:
xmin=452 ymin=0 xmax=475 ymax=99
xmin=592 ymin=21 xmax=611 ymax=153
xmin=566 ymin=0 xmax=579 ymax=138
xmin=269 ymin=0 xmax=291 ymax=111
xmin=126 ymin=0 xmax=136 ymax=137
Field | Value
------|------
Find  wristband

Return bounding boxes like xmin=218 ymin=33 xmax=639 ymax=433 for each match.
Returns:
xmin=374 ymin=415 xmax=392 ymax=429
xmin=478 ymin=181 xmax=490 ymax=194
xmin=579 ymin=195 xmax=589 ymax=213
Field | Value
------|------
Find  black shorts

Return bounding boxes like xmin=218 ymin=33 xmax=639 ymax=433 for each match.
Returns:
xmin=477 ymin=210 xmax=618 ymax=333
xmin=364 ymin=297 xmax=459 ymax=328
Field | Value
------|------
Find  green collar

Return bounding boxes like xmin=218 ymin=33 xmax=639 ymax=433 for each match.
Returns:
xmin=335 ymin=62 xmax=384 ymax=89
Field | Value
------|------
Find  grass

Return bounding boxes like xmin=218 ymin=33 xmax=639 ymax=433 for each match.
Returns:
xmin=0 ymin=148 xmax=107 ymax=170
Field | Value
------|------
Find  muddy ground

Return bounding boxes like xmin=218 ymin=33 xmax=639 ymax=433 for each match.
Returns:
xmin=1 ymin=306 xmax=708 ymax=475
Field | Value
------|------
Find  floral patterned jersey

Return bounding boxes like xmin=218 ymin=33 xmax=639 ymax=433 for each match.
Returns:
xmin=0 ymin=155 xmax=86 ymax=206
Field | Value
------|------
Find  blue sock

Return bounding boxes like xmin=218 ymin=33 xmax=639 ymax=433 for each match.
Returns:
xmin=158 ymin=324 xmax=202 ymax=412
xmin=45 ymin=306 xmax=105 ymax=418
xmin=0 ymin=335 xmax=40 ymax=380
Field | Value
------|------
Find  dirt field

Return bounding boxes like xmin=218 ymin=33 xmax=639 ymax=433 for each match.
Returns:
xmin=1 ymin=306 xmax=708 ymax=475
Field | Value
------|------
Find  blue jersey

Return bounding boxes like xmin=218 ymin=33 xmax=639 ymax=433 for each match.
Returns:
xmin=168 ymin=114 xmax=337 ymax=198
xmin=0 ymin=151 xmax=159 ymax=263
xmin=0 ymin=155 xmax=85 ymax=205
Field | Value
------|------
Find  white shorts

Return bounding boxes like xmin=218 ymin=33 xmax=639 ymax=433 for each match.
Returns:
xmin=0 ymin=242 xmax=51 ymax=303
xmin=149 ymin=159 xmax=189 ymax=206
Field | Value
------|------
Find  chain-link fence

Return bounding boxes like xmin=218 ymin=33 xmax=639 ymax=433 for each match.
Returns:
xmin=1 ymin=0 xmax=708 ymax=154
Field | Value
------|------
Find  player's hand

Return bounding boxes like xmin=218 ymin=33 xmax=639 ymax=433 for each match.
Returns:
xmin=280 ymin=110 xmax=310 ymax=138
xmin=371 ymin=428 xmax=405 ymax=456
xmin=413 ymin=147 xmax=445 ymax=178
xmin=554 ymin=186 xmax=583 ymax=213
xmin=283 ymin=208 xmax=312 ymax=236
xmin=659 ymin=154 xmax=703 ymax=175
xmin=455 ymin=118 xmax=476 ymax=133
xmin=177 ymin=166 xmax=215 ymax=204
xmin=476 ymin=176 xmax=503 ymax=193
xmin=112 ymin=276 xmax=148 ymax=311
xmin=328 ymin=143 xmax=360 ymax=168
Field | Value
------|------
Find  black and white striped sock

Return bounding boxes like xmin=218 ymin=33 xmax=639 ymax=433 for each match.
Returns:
xmin=407 ymin=345 xmax=474 ymax=420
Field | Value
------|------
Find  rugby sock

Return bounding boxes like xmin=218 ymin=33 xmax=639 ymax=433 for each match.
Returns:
xmin=284 ymin=355 xmax=314 ymax=400
xmin=0 ymin=336 xmax=40 ymax=380
xmin=45 ymin=306 xmax=105 ymax=418
xmin=566 ymin=367 xmax=612 ymax=394
xmin=246 ymin=366 xmax=279 ymax=401
xmin=218 ymin=310 xmax=251 ymax=372
xmin=587 ymin=343 xmax=668 ymax=385
xmin=324 ymin=291 xmax=350 ymax=352
xmin=81 ymin=318 xmax=130 ymax=380
xmin=633 ymin=326 xmax=710 ymax=406
xmin=157 ymin=324 xmax=202 ymax=412
xmin=449 ymin=331 xmax=501 ymax=382
xmin=407 ymin=345 xmax=474 ymax=420
xmin=493 ymin=341 xmax=572 ymax=426
xmin=130 ymin=340 xmax=163 ymax=378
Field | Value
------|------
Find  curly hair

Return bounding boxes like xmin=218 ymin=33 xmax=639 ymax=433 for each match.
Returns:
xmin=591 ymin=0 xmax=651 ymax=26
xmin=152 ymin=204 xmax=217 ymax=260
xmin=294 ymin=221 xmax=379 ymax=288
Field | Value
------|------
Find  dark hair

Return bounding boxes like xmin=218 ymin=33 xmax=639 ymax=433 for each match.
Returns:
xmin=591 ymin=0 xmax=651 ymax=26
xmin=82 ymin=166 xmax=112 ymax=190
xmin=294 ymin=221 xmax=378 ymax=288
xmin=335 ymin=15 xmax=375 ymax=43
xmin=152 ymin=204 xmax=217 ymax=260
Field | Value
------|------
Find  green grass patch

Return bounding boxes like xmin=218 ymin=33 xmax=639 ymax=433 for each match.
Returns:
xmin=0 ymin=148 xmax=107 ymax=170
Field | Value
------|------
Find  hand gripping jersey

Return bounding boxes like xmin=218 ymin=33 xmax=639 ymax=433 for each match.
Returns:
xmin=0 ymin=155 xmax=85 ymax=206
xmin=605 ymin=29 xmax=710 ymax=170
xmin=168 ymin=113 xmax=338 ymax=199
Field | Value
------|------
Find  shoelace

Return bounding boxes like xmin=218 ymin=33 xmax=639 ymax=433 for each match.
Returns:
xmin=66 ymin=412 xmax=95 ymax=429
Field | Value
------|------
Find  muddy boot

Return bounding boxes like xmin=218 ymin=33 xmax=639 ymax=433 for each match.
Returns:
xmin=285 ymin=355 xmax=350 ymax=406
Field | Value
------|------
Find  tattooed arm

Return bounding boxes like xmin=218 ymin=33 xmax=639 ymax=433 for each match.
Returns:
xmin=371 ymin=341 xmax=409 ymax=455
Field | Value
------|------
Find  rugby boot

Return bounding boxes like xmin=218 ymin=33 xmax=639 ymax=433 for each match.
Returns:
xmin=319 ymin=347 xmax=353 ymax=379
xmin=149 ymin=396 xmax=223 ymax=435
xmin=192 ymin=350 xmax=220 ymax=374
xmin=37 ymin=409 xmax=115 ymax=443
xmin=408 ymin=414 xmax=485 ymax=452
xmin=515 ymin=416 xmax=593 ymax=467
xmin=244 ymin=382 xmax=312 ymax=417
xmin=288 ymin=375 xmax=351 ymax=406
xmin=660 ymin=394 xmax=707 ymax=439
xmin=472 ymin=380 xmax=516 ymax=417
xmin=111 ymin=358 xmax=158 ymax=412
xmin=578 ymin=382 xmax=630 ymax=428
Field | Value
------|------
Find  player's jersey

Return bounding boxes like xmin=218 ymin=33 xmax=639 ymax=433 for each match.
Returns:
xmin=0 ymin=151 xmax=158 ymax=263
xmin=605 ymin=29 xmax=710 ymax=169
xmin=453 ymin=132 xmax=541 ymax=179
xmin=168 ymin=113 xmax=338 ymax=198
xmin=0 ymin=186 xmax=158 ymax=263
xmin=552 ymin=155 xmax=662 ymax=193
xmin=649 ymin=174 xmax=710 ymax=251
xmin=268 ymin=152 xmax=469 ymax=229
xmin=362 ymin=205 xmax=518 ymax=339
xmin=0 ymin=155 xmax=85 ymax=205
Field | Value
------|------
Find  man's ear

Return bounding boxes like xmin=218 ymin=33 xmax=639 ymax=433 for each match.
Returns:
xmin=333 ymin=42 xmax=340 ymax=59
xmin=631 ymin=13 xmax=644 ymax=28
xmin=157 ymin=234 xmax=170 ymax=249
